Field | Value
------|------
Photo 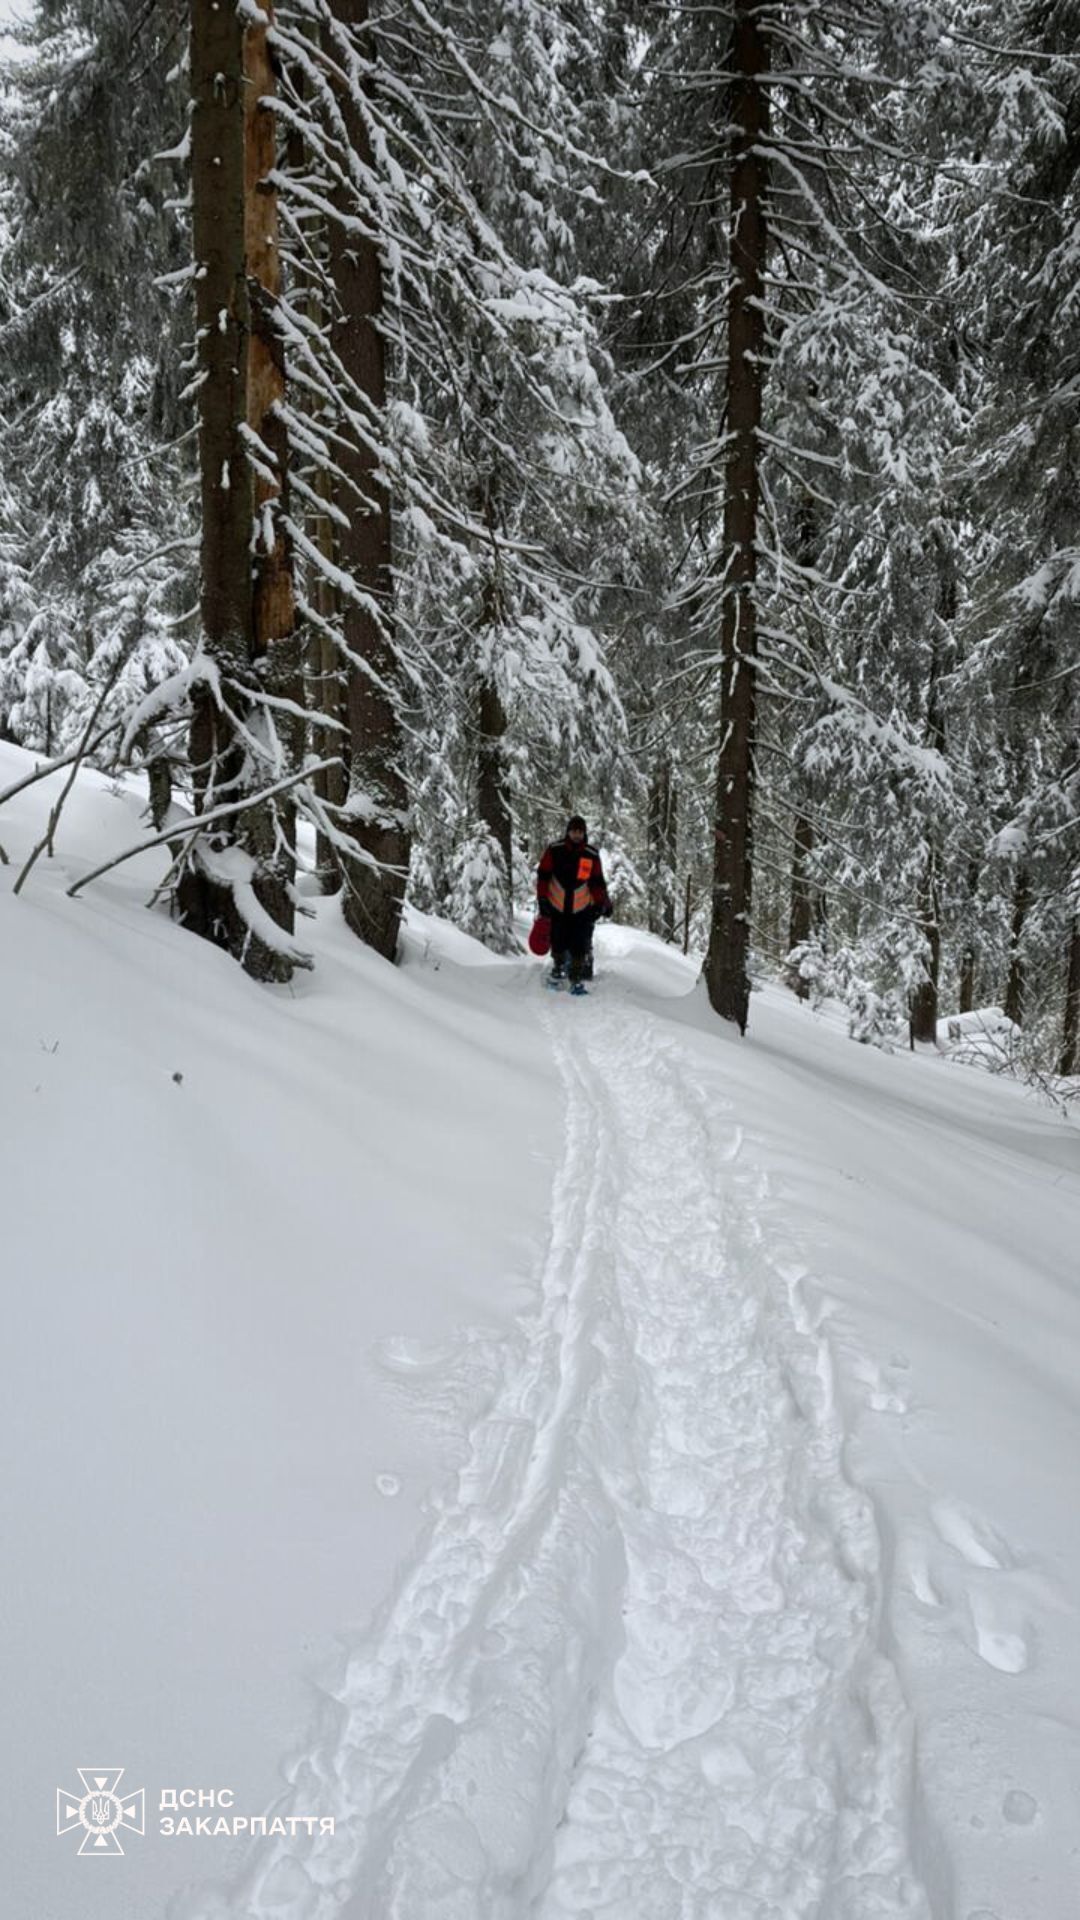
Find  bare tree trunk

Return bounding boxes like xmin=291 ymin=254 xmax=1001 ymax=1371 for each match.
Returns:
xmin=181 ymin=0 xmax=297 ymax=979
xmin=661 ymin=779 xmax=677 ymax=943
xmin=1004 ymin=866 xmax=1031 ymax=1027
xmin=703 ymin=0 xmax=768 ymax=1033
xmin=181 ymin=0 xmax=252 ymax=950
xmin=478 ymin=676 xmax=512 ymax=877
xmin=958 ymin=858 xmax=979 ymax=1012
xmin=313 ymin=485 xmax=346 ymax=891
xmin=909 ymin=850 xmax=941 ymax=1043
xmin=329 ymin=0 xmax=409 ymax=960
xmin=648 ymin=758 xmax=677 ymax=941
xmin=910 ymin=535 xmax=952 ymax=1044
xmin=244 ymin=1 xmax=299 ymax=951
xmin=958 ymin=942 xmax=976 ymax=1014
xmin=786 ymin=809 xmax=815 ymax=998
xmin=1060 ymin=915 xmax=1080 ymax=1077
xmin=283 ymin=47 xmax=345 ymax=894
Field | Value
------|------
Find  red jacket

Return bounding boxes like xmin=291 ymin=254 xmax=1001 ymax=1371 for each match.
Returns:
xmin=537 ymin=839 xmax=611 ymax=918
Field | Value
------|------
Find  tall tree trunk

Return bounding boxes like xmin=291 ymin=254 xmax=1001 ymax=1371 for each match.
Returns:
xmin=1060 ymin=914 xmax=1080 ymax=1077
xmin=703 ymin=1 xmax=768 ymax=1033
xmin=1004 ymin=866 xmax=1031 ymax=1026
xmin=478 ymin=676 xmax=512 ymax=879
xmin=910 ymin=535 xmax=952 ymax=1044
xmin=786 ymin=809 xmax=815 ymax=998
xmin=661 ymin=779 xmax=677 ymax=943
xmin=313 ymin=484 xmax=346 ymax=891
xmin=282 ymin=48 xmax=345 ymax=893
xmin=329 ymin=0 xmax=409 ymax=960
xmin=244 ymin=1 xmax=299 ymax=947
xmin=182 ymin=0 xmax=252 ymax=952
xmin=181 ymin=0 xmax=296 ymax=979
xmin=958 ymin=858 xmax=980 ymax=1012
xmin=909 ymin=850 xmax=941 ymax=1043
xmin=648 ymin=758 xmax=677 ymax=941
xmin=477 ymin=524 xmax=512 ymax=885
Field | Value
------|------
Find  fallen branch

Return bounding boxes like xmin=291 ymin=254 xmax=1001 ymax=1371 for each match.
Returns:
xmin=67 ymin=759 xmax=340 ymax=898
xmin=0 ymin=720 xmax=123 ymax=813
xmin=14 ymin=657 xmax=133 ymax=896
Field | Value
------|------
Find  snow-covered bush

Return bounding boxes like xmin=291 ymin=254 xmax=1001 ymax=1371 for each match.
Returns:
xmin=846 ymin=979 xmax=907 ymax=1050
xmin=446 ymin=824 xmax=516 ymax=953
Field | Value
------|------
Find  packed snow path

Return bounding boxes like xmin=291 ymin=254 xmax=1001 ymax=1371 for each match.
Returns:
xmin=203 ymin=991 xmax=929 ymax=1920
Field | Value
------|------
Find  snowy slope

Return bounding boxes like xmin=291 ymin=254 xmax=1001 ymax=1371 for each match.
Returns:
xmin=3 ymin=741 xmax=1079 ymax=1920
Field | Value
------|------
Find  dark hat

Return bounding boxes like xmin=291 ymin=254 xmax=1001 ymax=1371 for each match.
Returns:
xmin=566 ymin=815 xmax=587 ymax=837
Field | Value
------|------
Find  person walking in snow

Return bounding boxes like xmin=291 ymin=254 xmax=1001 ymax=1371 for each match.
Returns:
xmin=536 ymin=816 xmax=613 ymax=989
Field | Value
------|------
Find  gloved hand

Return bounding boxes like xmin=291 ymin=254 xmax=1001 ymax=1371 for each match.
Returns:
xmin=538 ymin=901 xmax=553 ymax=918
xmin=598 ymin=903 xmax=614 ymax=919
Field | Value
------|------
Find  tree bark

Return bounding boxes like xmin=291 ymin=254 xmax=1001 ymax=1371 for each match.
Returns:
xmin=1059 ymin=914 xmax=1080 ymax=1077
xmin=703 ymin=0 xmax=768 ymax=1033
xmin=478 ymin=676 xmax=512 ymax=878
xmin=181 ymin=0 xmax=252 ymax=950
xmin=958 ymin=858 xmax=980 ymax=1012
xmin=181 ymin=0 xmax=296 ymax=979
xmin=999 ymin=864 xmax=1022 ymax=1029
xmin=244 ymin=0 xmax=299 ymax=952
xmin=313 ymin=479 xmax=347 ymax=890
xmin=648 ymin=758 xmax=677 ymax=941
xmin=1004 ymin=866 xmax=1031 ymax=1026
xmin=329 ymin=0 xmax=409 ymax=960
xmin=786 ymin=809 xmax=815 ymax=997
xmin=910 ymin=535 xmax=952 ymax=1044
xmin=909 ymin=850 xmax=941 ymax=1043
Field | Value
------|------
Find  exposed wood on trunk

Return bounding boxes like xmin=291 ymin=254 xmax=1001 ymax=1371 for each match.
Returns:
xmin=329 ymin=0 xmax=409 ymax=960
xmin=704 ymin=0 xmax=768 ymax=1033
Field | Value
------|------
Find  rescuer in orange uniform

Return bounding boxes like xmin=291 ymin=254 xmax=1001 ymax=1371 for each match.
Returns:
xmin=536 ymin=816 xmax=613 ymax=987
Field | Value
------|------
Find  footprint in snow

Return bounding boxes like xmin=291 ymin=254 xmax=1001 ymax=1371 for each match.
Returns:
xmin=931 ymin=1499 xmax=1014 ymax=1570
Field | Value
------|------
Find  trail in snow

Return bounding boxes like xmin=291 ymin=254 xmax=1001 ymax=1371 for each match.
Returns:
xmin=185 ymin=989 xmax=929 ymax=1920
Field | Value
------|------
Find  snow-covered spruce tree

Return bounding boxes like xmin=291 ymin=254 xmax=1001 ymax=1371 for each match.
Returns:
xmin=397 ymin=0 xmax=642 ymax=948
xmin=0 ymin=0 xmax=192 ymax=772
xmin=172 ymin=0 xmax=306 ymax=982
xmin=612 ymin=1 xmax=988 ymax=1033
xmin=265 ymin=0 xmax=640 ymax=955
xmin=952 ymin=0 xmax=1080 ymax=1073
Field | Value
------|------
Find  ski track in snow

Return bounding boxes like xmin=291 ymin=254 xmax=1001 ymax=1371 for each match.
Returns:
xmin=188 ymin=990 xmax=930 ymax=1920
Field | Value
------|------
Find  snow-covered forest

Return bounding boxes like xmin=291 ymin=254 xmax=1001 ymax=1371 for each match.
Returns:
xmin=3 ymin=4 xmax=1080 ymax=1919
xmin=1 ymin=0 xmax=1077 ymax=1057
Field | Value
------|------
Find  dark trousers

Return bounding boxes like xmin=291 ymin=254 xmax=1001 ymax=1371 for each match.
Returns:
xmin=550 ymin=910 xmax=594 ymax=982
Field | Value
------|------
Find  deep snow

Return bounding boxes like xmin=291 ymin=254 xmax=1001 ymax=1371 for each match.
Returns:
xmin=2 ymin=740 xmax=1079 ymax=1920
